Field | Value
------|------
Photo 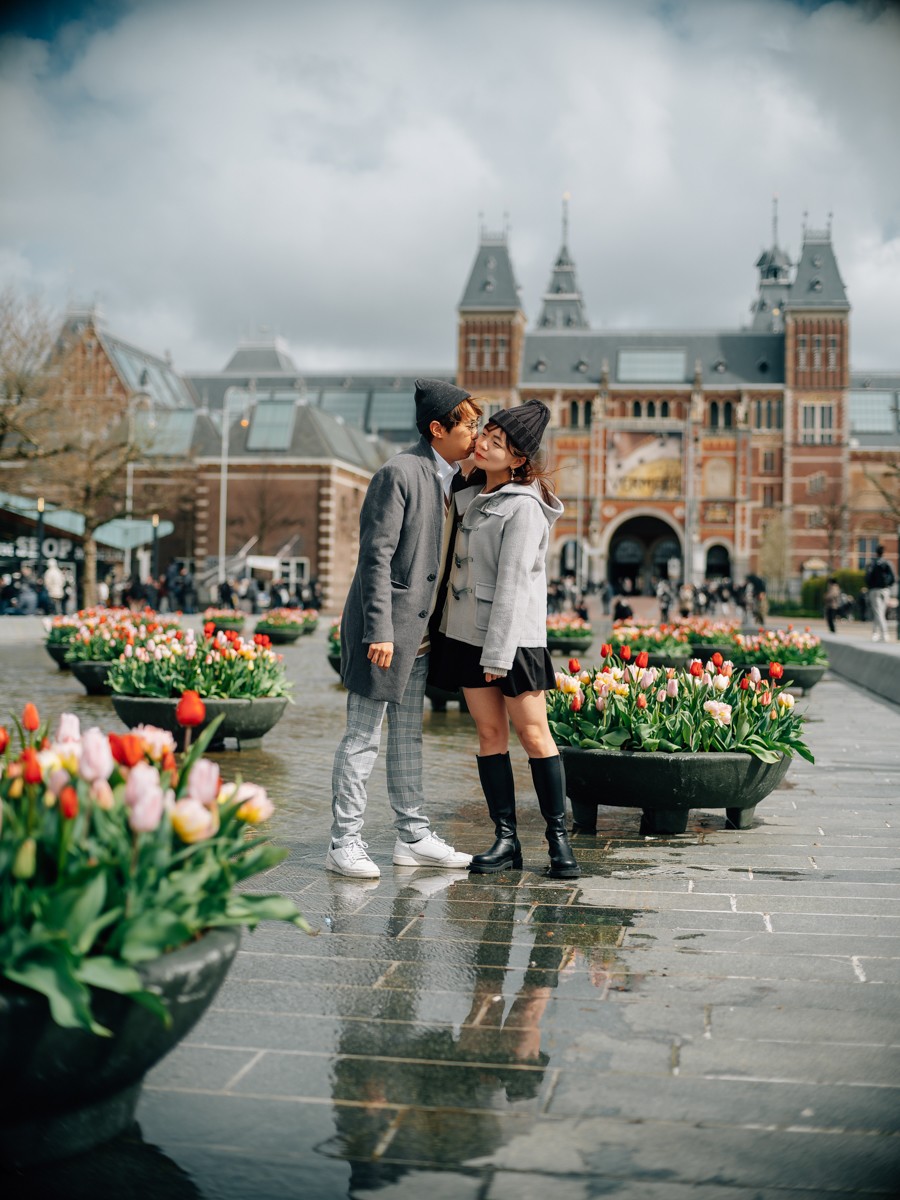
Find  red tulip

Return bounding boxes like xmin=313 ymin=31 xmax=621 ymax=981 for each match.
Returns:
xmin=768 ymin=661 xmax=784 ymax=679
xmin=176 ymin=690 xmax=206 ymax=727
xmin=635 ymin=651 xmax=649 ymax=669
xmin=203 ymin=622 xmax=215 ymax=638
xmin=109 ymin=732 xmax=146 ymax=768
xmin=22 ymin=703 xmax=39 ymax=732
xmin=0 ymin=727 xmax=8 ymax=753
xmin=568 ymin=658 xmax=581 ymax=674
xmin=711 ymin=652 xmax=723 ymax=667
xmin=60 ymin=785 xmax=79 ymax=819
xmin=254 ymin=633 xmax=272 ymax=648
xmin=21 ymin=748 xmax=42 ymax=784
xmin=619 ymin=645 xmax=632 ymax=661
xmin=636 ymin=693 xmax=648 ymax=709
xmin=739 ymin=677 xmax=750 ymax=690
xmin=600 ymin=643 xmax=612 ymax=658
xmin=689 ymin=660 xmax=703 ymax=677
xmin=570 ymin=691 xmax=583 ymax=712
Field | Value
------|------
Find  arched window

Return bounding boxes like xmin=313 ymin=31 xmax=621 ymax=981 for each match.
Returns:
xmin=723 ymin=401 xmax=733 ymax=428
xmin=584 ymin=400 xmax=592 ymax=427
xmin=766 ymin=398 xmax=773 ymax=429
xmin=660 ymin=400 xmax=669 ymax=418
xmin=569 ymin=400 xmax=579 ymax=428
xmin=647 ymin=400 xmax=656 ymax=418
xmin=709 ymin=401 xmax=720 ymax=428
xmin=632 ymin=400 xmax=642 ymax=418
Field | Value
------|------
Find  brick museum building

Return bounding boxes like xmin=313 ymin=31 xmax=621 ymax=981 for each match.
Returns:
xmin=18 ymin=207 xmax=899 ymax=608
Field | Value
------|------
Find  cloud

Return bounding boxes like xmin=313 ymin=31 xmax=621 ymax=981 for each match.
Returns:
xmin=0 ymin=0 xmax=898 ymax=369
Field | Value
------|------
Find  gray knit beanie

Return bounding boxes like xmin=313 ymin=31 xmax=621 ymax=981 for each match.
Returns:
xmin=491 ymin=399 xmax=550 ymax=459
xmin=414 ymin=378 xmax=472 ymax=435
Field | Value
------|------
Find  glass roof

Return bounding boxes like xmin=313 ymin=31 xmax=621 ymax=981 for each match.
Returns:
xmin=369 ymin=391 xmax=416 ymax=432
xmin=246 ymin=402 xmax=296 ymax=451
xmin=320 ymin=391 xmax=369 ymax=426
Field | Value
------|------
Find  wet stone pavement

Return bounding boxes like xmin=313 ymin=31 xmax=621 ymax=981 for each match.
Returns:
xmin=1 ymin=616 xmax=899 ymax=1199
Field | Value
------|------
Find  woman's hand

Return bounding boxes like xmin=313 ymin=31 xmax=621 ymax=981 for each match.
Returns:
xmin=484 ymin=671 xmax=501 ymax=683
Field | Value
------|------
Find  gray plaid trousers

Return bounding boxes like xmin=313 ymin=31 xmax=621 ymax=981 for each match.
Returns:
xmin=330 ymin=653 xmax=432 ymax=848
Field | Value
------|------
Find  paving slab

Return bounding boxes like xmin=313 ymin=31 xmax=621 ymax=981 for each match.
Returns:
xmin=1 ymin=615 xmax=898 ymax=1197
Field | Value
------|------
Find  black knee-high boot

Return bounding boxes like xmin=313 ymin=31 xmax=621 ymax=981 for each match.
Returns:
xmin=469 ymin=753 xmax=523 ymax=873
xmin=529 ymin=755 xmax=580 ymax=879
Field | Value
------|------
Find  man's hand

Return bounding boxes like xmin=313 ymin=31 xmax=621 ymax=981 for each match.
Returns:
xmin=368 ymin=641 xmax=394 ymax=669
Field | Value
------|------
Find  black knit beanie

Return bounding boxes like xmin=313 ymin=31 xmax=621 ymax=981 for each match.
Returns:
xmin=491 ymin=399 xmax=550 ymax=459
xmin=414 ymin=378 xmax=472 ymax=435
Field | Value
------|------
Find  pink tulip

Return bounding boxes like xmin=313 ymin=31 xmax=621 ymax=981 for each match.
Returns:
xmin=666 ymin=678 xmax=679 ymax=698
xmin=91 ymin=779 xmax=115 ymax=810
xmin=700 ymin=672 xmax=712 ymax=687
xmin=47 ymin=767 xmax=70 ymax=797
xmin=55 ymin=713 xmax=81 ymax=744
xmin=79 ymin=726 xmax=114 ymax=782
xmin=750 ymin=666 xmax=761 ymax=683
xmin=125 ymin=762 xmax=165 ymax=833
xmin=187 ymin=758 xmax=220 ymax=808
xmin=640 ymin=669 xmax=655 ymax=689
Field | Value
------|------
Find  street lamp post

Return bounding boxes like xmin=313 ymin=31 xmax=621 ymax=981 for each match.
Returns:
xmin=36 ymin=497 xmax=45 ymax=575
xmin=218 ymin=392 xmax=250 ymax=587
xmin=152 ymin=512 xmax=160 ymax=582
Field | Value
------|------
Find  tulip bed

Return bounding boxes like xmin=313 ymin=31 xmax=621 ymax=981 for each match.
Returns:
xmin=107 ymin=626 xmax=291 ymax=699
xmin=547 ymin=613 xmax=593 ymax=639
xmin=64 ymin=612 xmax=182 ymax=663
xmin=733 ymin=628 xmax=828 ymax=666
xmin=547 ymin=650 xmax=814 ymax=763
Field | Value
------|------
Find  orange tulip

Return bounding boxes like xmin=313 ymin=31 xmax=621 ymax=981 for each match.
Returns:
xmin=0 ymin=726 xmax=8 ymax=753
xmin=635 ymin=651 xmax=649 ymax=669
xmin=619 ymin=645 xmax=632 ymax=661
xmin=22 ymin=703 xmax=39 ymax=732
xmin=108 ymin=732 xmax=146 ymax=768
xmin=568 ymin=658 xmax=581 ymax=674
xmin=60 ymin=785 xmax=79 ymax=819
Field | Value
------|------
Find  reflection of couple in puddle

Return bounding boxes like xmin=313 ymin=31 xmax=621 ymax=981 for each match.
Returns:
xmin=323 ymin=871 xmax=621 ymax=1193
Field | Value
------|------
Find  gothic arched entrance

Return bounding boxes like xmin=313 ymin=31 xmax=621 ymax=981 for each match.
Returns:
xmin=608 ymin=515 xmax=682 ymax=596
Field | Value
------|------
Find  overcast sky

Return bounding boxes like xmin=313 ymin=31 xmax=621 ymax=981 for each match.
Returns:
xmin=0 ymin=0 xmax=898 ymax=375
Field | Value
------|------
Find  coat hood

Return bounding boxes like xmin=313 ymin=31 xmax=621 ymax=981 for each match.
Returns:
xmin=455 ymin=480 xmax=563 ymax=527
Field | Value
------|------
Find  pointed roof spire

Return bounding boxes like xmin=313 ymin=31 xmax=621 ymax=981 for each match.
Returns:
xmin=751 ymin=197 xmax=792 ymax=330
xmin=787 ymin=219 xmax=849 ymax=310
xmin=535 ymin=192 xmax=589 ymax=330
xmin=459 ymin=221 xmax=522 ymax=311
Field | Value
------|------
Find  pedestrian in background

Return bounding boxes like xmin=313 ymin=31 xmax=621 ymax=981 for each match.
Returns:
xmin=823 ymin=577 xmax=842 ymax=634
xmin=328 ymin=379 xmax=481 ymax=879
xmin=865 ymin=545 xmax=895 ymax=642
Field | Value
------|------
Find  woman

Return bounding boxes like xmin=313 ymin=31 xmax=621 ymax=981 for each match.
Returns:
xmin=430 ymin=399 xmax=579 ymax=879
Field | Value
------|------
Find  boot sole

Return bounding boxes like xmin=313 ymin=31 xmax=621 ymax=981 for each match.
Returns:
xmin=468 ymin=860 xmax=522 ymax=874
xmin=547 ymin=866 xmax=581 ymax=879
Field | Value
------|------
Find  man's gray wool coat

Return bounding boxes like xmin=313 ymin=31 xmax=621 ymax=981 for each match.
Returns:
xmin=340 ymin=436 xmax=447 ymax=704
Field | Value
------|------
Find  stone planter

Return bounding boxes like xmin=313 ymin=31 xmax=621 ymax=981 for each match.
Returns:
xmin=328 ymin=652 xmax=342 ymax=676
xmin=425 ymin=684 xmax=469 ymax=713
xmin=642 ymin=651 xmax=691 ymax=671
xmin=732 ymin=662 xmax=828 ymax=694
xmin=44 ymin=641 xmax=72 ymax=671
xmin=0 ymin=928 xmax=240 ymax=1168
xmin=111 ymin=694 xmax=289 ymax=750
xmin=254 ymin=623 xmax=303 ymax=644
xmin=547 ymin=635 xmax=594 ymax=656
xmin=559 ymin=745 xmax=792 ymax=836
xmin=687 ymin=643 xmax=736 ymax=663
xmin=70 ymin=660 xmax=114 ymax=695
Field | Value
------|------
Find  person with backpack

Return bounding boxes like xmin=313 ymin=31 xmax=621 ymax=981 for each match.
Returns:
xmin=865 ymin=545 xmax=896 ymax=642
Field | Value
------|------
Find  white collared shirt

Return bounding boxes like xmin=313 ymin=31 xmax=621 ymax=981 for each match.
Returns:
xmin=431 ymin=446 xmax=460 ymax=500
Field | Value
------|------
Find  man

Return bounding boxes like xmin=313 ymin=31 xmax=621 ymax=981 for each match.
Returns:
xmin=865 ymin=544 xmax=895 ymax=642
xmin=329 ymin=379 xmax=482 ymax=879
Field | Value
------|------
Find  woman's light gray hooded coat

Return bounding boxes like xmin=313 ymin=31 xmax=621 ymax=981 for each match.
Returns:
xmin=439 ymin=480 xmax=564 ymax=676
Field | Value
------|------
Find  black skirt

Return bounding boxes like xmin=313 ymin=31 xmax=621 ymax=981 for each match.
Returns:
xmin=428 ymin=632 xmax=556 ymax=697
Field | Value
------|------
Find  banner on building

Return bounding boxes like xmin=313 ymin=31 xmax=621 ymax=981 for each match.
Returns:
xmin=606 ymin=432 xmax=683 ymax=499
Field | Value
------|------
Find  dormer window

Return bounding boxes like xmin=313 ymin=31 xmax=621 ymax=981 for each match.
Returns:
xmin=535 ymin=358 xmax=547 ymax=373
xmin=576 ymin=359 xmax=588 ymax=373
xmin=483 ymin=279 xmax=494 ymax=292
xmin=714 ymin=359 xmax=727 ymax=374
xmin=811 ymin=278 xmax=823 ymax=292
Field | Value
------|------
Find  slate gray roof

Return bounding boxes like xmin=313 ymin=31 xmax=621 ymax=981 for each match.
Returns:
xmin=193 ymin=402 xmax=393 ymax=471
xmin=458 ymin=233 xmax=522 ymax=310
xmin=184 ymin=369 xmax=455 ymax=444
xmin=520 ymin=330 xmax=784 ymax=388
xmin=750 ymin=280 xmax=792 ymax=332
xmin=786 ymin=230 xmax=849 ymax=309
xmin=848 ymin=373 xmax=900 ymax=446
xmin=222 ymin=339 xmax=298 ymax=373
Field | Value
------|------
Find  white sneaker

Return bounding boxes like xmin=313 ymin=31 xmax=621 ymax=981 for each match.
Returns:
xmin=392 ymin=832 xmax=472 ymax=869
xmin=326 ymin=841 xmax=381 ymax=878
